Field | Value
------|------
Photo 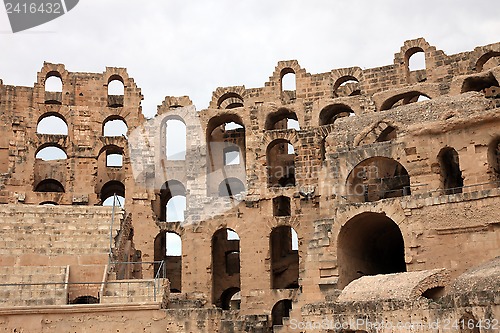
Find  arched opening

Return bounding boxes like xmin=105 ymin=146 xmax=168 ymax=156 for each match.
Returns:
xmin=44 ymin=72 xmax=63 ymax=104
xmin=270 ymin=226 xmax=299 ymax=289
xmin=159 ymin=180 xmax=186 ymax=222
xmin=107 ymin=75 xmax=124 ymax=107
xmin=475 ymin=51 xmax=500 ymax=72
xmin=376 ymin=125 xmax=397 ymax=142
xmin=167 ymin=196 xmax=186 ymax=222
xmin=223 ymin=146 xmax=241 ymax=166
xmin=273 ymin=196 xmax=291 ymax=217
xmin=103 ymin=117 xmax=128 ymax=137
xmin=408 ymin=49 xmax=426 ymax=71
xmin=281 ymin=68 xmax=296 ymax=101
xmin=271 ymin=299 xmax=292 ymax=327
xmin=421 ymin=286 xmax=445 ymax=301
xmin=337 ymin=212 xmax=406 ymax=288
xmin=45 ymin=74 xmax=62 ymax=92
xmin=37 ymin=114 xmax=68 ymax=135
xmin=319 ymin=104 xmax=355 ymax=126
xmin=217 ymin=92 xmax=244 ymax=109
xmin=106 ymin=152 xmax=123 ymax=168
xmin=220 ymin=287 xmax=240 ymax=310
xmin=39 ymin=201 xmax=58 ymax=205
xmin=406 ymin=47 xmax=427 ymax=83
xmin=265 ymin=108 xmax=299 ymax=130
xmin=346 ymin=157 xmax=411 ymax=202
xmin=207 ymin=114 xmax=246 ymax=196
xmin=165 ymin=118 xmax=186 ymax=161
xmin=461 ymin=72 xmax=500 ymax=94
xmin=488 ymin=137 xmax=500 ymax=184
xmin=438 ymin=147 xmax=464 ymax=194
xmin=71 ymin=296 xmax=99 ymax=304
xmin=459 ymin=312 xmax=480 ymax=333
xmin=380 ymin=91 xmax=431 ymax=111
xmin=357 ymin=122 xmax=398 ymax=146
xmin=100 ymin=180 xmax=125 ymax=206
xmin=34 ymin=179 xmax=65 ymax=193
xmin=35 ymin=145 xmax=67 ymax=161
xmin=218 ymin=178 xmax=245 ymax=197
xmin=267 ymin=139 xmax=296 ymax=188
xmin=154 ymin=231 xmax=182 ymax=292
xmin=212 ymin=228 xmax=240 ymax=308
xmin=320 ymin=137 xmax=327 ymax=161
xmin=333 ymin=76 xmax=361 ymax=97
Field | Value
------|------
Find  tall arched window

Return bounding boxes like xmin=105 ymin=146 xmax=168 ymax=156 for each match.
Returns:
xmin=488 ymin=137 xmax=500 ymax=184
xmin=406 ymin=47 xmax=426 ymax=83
xmin=45 ymin=75 xmax=62 ymax=92
xmin=165 ymin=119 xmax=186 ymax=161
xmin=107 ymin=76 xmax=124 ymax=107
xmin=267 ymin=139 xmax=296 ymax=187
xmin=438 ymin=147 xmax=464 ymax=194
xmin=44 ymin=72 xmax=63 ymax=104
xmin=212 ymin=228 xmax=241 ymax=308
xmin=154 ymin=231 xmax=182 ymax=293
xmin=206 ymin=114 xmax=246 ymax=196
xmin=281 ymin=69 xmax=296 ymax=92
xmin=270 ymin=226 xmax=299 ymax=289
xmin=159 ymin=180 xmax=186 ymax=222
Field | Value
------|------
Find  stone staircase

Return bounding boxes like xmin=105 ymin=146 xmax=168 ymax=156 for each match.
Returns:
xmin=100 ymin=278 xmax=168 ymax=304
xmin=0 ymin=204 xmax=123 ymax=265
xmin=0 ymin=266 xmax=68 ymax=307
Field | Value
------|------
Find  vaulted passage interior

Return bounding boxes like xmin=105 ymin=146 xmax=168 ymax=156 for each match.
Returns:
xmin=154 ymin=231 xmax=182 ymax=292
xmin=206 ymin=114 xmax=246 ymax=196
xmin=488 ymin=137 xmax=500 ymax=183
xmin=156 ymin=180 xmax=186 ymax=222
xmin=346 ymin=157 xmax=411 ymax=202
xmin=267 ymin=139 xmax=296 ymax=187
xmin=212 ymin=228 xmax=240 ymax=309
xmin=438 ymin=147 xmax=463 ymax=194
xmin=270 ymin=226 xmax=299 ymax=289
xmin=271 ymin=299 xmax=292 ymax=327
xmin=337 ymin=212 xmax=406 ymax=289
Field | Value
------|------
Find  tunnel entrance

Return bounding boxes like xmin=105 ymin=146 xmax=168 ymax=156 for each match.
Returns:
xmin=337 ymin=212 xmax=406 ymax=289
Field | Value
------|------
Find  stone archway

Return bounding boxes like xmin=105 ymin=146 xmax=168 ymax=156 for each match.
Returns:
xmin=337 ymin=212 xmax=406 ymax=288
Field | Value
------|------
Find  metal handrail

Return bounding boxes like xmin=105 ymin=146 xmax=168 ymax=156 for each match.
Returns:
xmin=108 ymin=193 xmax=120 ymax=262
xmin=153 ymin=260 xmax=166 ymax=302
xmin=342 ymin=179 xmax=500 ymax=200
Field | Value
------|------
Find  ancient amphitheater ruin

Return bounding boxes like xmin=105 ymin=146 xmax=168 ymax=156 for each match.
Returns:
xmin=0 ymin=38 xmax=499 ymax=332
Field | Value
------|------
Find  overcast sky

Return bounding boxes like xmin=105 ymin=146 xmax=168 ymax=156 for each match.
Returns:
xmin=0 ymin=0 xmax=499 ymax=118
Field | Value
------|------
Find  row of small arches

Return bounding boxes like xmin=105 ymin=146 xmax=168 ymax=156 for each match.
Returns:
xmin=44 ymin=72 xmax=125 ymax=107
xmin=216 ymin=49 xmax=430 ymax=109
xmin=36 ymin=179 xmax=125 ymax=207
xmin=35 ymin=143 xmax=124 ymax=170
xmin=36 ymin=113 xmax=128 ymax=138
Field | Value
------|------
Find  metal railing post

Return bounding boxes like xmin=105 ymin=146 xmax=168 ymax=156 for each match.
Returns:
xmin=108 ymin=193 xmax=117 ymax=263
